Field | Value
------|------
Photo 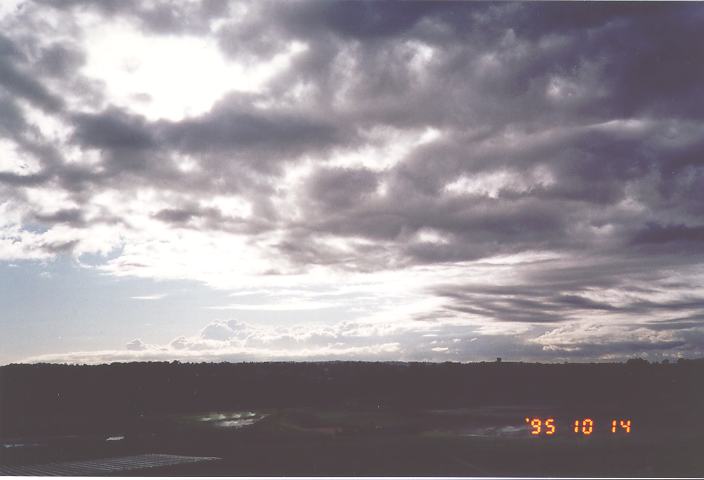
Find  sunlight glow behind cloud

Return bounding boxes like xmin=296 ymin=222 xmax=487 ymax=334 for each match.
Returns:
xmin=81 ymin=20 xmax=307 ymax=120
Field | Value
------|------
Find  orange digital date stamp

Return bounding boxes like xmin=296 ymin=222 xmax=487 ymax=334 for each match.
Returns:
xmin=524 ymin=417 xmax=632 ymax=436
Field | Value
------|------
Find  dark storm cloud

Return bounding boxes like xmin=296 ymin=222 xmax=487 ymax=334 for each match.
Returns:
xmin=153 ymin=201 xmax=274 ymax=236
xmin=0 ymin=171 xmax=50 ymax=187
xmin=275 ymin=1 xmax=452 ymax=39
xmin=161 ymin=98 xmax=347 ymax=166
xmin=645 ymin=314 xmax=704 ymax=332
xmin=306 ymin=167 xmax=379 ymax=211
xmin=0 ymin=34 xmax=64 ymax=112
xmin=154 ymin=208 xmax=203 ymax=224
xmin=33 ymin=208 xmax=85 ymax=226
xmin=552 ymin=295 xmax=617 ymax=312
xmin=154 ymin=205 xmax=226 ymax=227
xmin=0 ymin=93 xmax=25 ymax=135
xmin=34 ymin=0 xmax=229 ymax=35
xmin=217 ymin=1 xmax=703 ymax=272
xmin=256 ymin=2 xmax=704 ymax=129
xmin=0 ymin=11 xmax=105 ymax=202
xmin=36 ymin=41 xmax=86 ymax=78
xmin=2 ymin=1 xmax=704 ymax=361
xmin=631 ymin=223 xmax=704 ymax=248
xmin=443 ymin=288 xmax=704 ymax=326
xmin=57 ymin=92 xmax=353 ymax=197
xmin=4 ymin=1 xmax=703 ymax=255
xmin=72 ymin=109 xmax=156 ymax=152
xmin=9 ymin=1 xmax=704 ymax=212
xmin=430 ymin=251 xmax=704 ymax=334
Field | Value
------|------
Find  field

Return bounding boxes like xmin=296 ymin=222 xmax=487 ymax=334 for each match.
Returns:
xmin=1 ymin=361 xmax=703 ymax=476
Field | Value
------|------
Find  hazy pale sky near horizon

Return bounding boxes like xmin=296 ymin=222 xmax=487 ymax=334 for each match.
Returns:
xmin=1 ymin=1 xmax=703 ymax=365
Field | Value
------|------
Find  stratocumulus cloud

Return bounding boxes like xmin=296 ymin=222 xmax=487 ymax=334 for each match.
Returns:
xmin=1 ymin=1 xmax=703 ymax=363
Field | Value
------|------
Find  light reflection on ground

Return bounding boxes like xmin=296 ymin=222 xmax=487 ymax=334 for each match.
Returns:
xmin=196 ymin=411 xmax=267 ymax=429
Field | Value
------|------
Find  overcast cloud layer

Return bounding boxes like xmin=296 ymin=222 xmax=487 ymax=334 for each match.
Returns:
xmin=1 ymin=1 xmax=703 ymax=364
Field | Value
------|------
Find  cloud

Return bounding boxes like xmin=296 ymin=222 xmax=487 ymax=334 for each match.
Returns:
xmin=0 ymin=33 xmax=65 ymax=112
xmin=21 ymin=297 xmax=704 ymax=364
xmin=24 ymin=318 xmax=405 ymax=364
xmin=207 ymin=301 xmax=338 ymax=311
xmin=130 ymin=294 xmax=166 ymax=301
xmin=125 ymin=338 xmax=148 ymax=351
xmin=2 ymin=1 xmax=704 ymax=362
xmin=33 ymin=208 xmax=85 ymax=226
xmin=630 ymin=223 xmax=704 ymax=251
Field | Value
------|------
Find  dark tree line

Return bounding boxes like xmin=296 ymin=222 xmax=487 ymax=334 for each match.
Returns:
xmin=1 ymin=360 xmax=703 ymax=438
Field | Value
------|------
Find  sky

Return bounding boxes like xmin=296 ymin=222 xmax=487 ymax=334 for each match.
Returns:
xmin=1 ymin=1 xmax=703 ymax=365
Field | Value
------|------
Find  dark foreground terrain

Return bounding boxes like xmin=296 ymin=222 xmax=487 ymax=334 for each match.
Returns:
xmin=1 ymin=360 xmax=703 ymax=476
